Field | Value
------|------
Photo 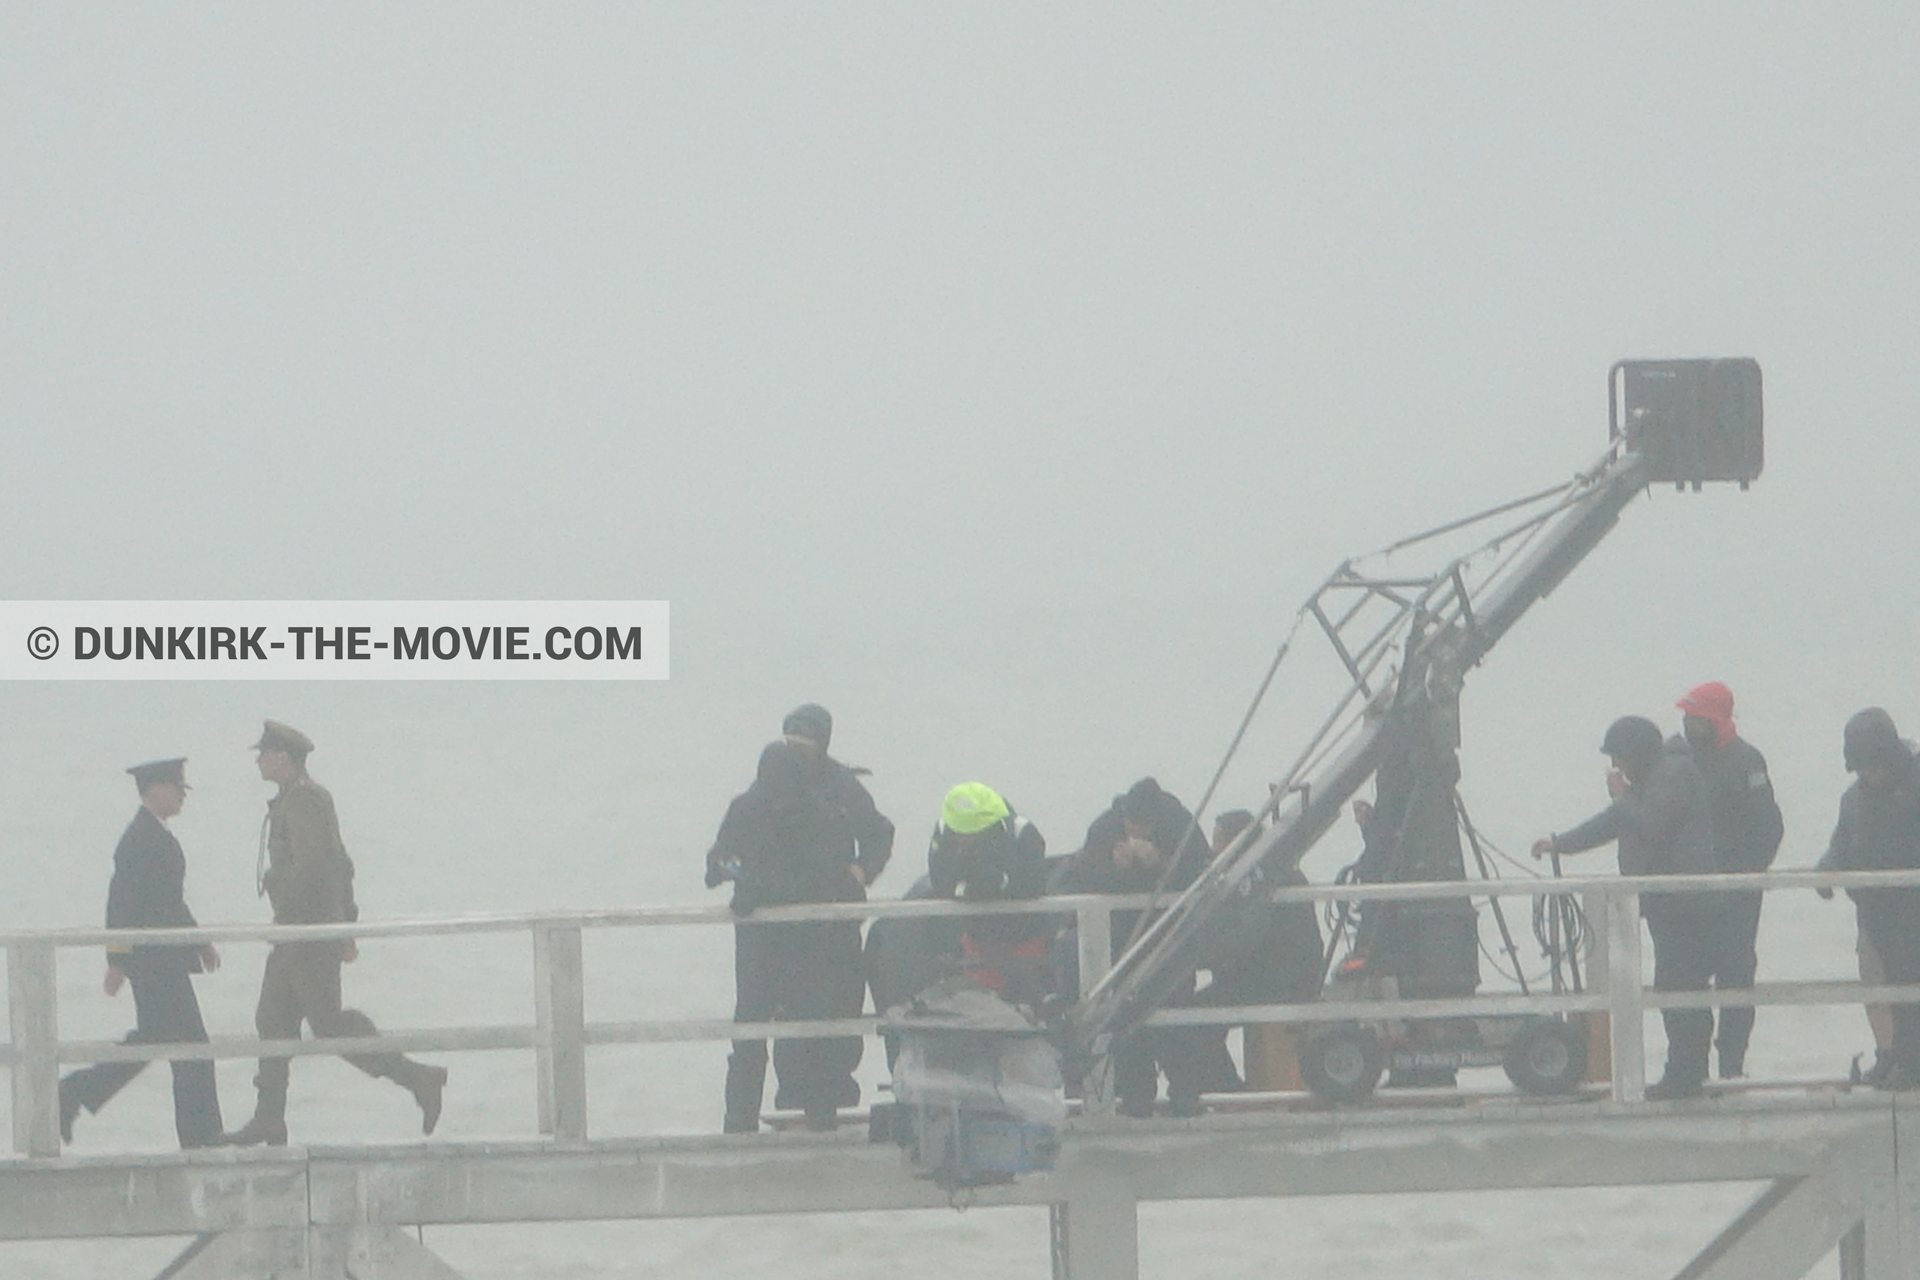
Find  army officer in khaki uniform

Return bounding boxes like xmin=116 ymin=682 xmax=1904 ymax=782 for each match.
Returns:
xmin=225 ymin=721 xmax=449 ymax=1146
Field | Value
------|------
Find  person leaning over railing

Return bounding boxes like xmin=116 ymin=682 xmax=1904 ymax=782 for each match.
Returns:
xmin=1813 ymin=709 xmax=1920 ymax=1092
xmin=1532 ymin=716 xmax=1718 ymax=1100
xmin=58 ymin=757 xmax=224 ymax=1149
xmin=924 ymin=783 xmax=1052 ymax=1004
xmin=1054 ymin=777 xmax=1216 ymax=1118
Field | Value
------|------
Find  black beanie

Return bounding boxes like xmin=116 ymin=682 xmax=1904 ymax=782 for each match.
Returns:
xmin=1844 ymin=707 xmax=1903 ymax=773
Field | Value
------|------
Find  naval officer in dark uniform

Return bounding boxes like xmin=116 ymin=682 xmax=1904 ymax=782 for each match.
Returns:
xmin=58 ymin=757 xmax=225 ymax=1147
xmin=225 ymin=721 xmax=448 ymax=1146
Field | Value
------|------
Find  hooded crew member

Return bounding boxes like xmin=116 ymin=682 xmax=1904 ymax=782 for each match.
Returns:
xmin=707 ymin=706 xmax=895 ymax=1132
xmin=1676 ymin=682 xmax=1784 ymax=1078
xmin=928 ymin=783 xmax=1051 ymax=1003
xmin=1055 ymin=777 xmax=1214 ymax=1118
xmin=867 ymin=783 xmax=1049 ymax=1060
xmin=1818 ymin=708 xmax=1920 ymax=1090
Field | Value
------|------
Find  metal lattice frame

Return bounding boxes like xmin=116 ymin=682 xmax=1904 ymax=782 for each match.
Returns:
xmin=1071 ymin=446 xmax=1652 ymax=1060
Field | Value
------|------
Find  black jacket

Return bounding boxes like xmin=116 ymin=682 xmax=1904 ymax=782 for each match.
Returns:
xmin=1055 ymin=786 xmax=1209 ymax=958
xmin=1690 ymin=735 xmax=1785 ymax=872
xmin=1820 ymin=748 xmax=1920 ymax=902
xmin=1061 ymin=790 xmax=1210 ymax=897
xmin=709 ymin=741 xmax=895 ymax=910
xmin=104 ymin=807 xmax=202 ymax=974
xmin=928 ymin=813 xmax=1047 ymax=901
xmin=864 ymin=874 xmax=958 ymax=1016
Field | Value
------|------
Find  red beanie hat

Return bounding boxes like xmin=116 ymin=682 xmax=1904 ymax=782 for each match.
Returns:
xmin=1676 ymin=681 xmax=1737 ymax=748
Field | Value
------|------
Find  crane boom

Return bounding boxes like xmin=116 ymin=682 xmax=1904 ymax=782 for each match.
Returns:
xmin=1070 ymin=355 xmax=1764 ymax=1062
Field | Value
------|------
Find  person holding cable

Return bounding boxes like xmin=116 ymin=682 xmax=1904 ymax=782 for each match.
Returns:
xmin=1532 ymin=716 xmax=1718 ymax=1100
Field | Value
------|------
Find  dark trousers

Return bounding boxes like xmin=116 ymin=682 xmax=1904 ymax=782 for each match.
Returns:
xmin=1703 ymin=890 xmax=1764 ymax=1072
xmin=1855 ymin=890 xmax=1920 ymax=1068
xmin=250 ymin=941 xmax=429 ymax=1119
xmin=1115 ymin=1027 xmax=1218 ymax=1106
xmin=1191 ymin=905 xmax=1327 ymax=1094
xmin=725 ymin=920 xmax=865 ymax=1125
xmin=60 ymin=961 xmax=223 ymax=1147
xmin=1644 ymin=897 xmax=1716 ymax=1085
xmin=1113 ymin=971 xmax=1216 ymax=1107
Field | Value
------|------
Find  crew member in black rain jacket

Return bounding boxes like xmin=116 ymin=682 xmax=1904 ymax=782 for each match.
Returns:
xmin=926 ymin=783 xmax=1052 ymax=1003
xmin=1055 ymin=777 xmax=1215 ymax=1117
xmin=866 ymin=783 xmax=1048 ymax=1069
xmin=1534 ymin=716 xmax=1718 ymax=1099
xmin=1674 ymin=681 xmax=1784 ymax=1079
xmin=1818 ymin=708 xmax=1920 ymax=1091
xmin=58 ymin=758 xmax=224 ymax=1148
xmin=706 ymin=704 xmax=894 ymax=1132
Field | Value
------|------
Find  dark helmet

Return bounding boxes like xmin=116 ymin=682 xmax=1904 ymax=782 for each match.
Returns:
xmin=781 ymin=703 xmax=832 ymax=749
xmin=1843 ymin=707 xmax=1903 ymax=773
xmin=1599 ymin=716 xmax=1663 ymax=767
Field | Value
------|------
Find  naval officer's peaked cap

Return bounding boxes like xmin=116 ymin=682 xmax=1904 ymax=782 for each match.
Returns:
xmin=252 ymin=720 xmax=314 ymax=756
xmin=127 ymin=758 xmax=188 ymax=791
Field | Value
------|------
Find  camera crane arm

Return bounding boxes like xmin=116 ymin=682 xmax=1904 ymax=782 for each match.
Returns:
xmin=1067 ymin=443 xmax=1659 ymax=1060
xmin=1072 ymin=356 xmax=1764 ymax=1063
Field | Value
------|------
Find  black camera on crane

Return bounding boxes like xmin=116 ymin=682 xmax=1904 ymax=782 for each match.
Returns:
xmin=1611 ymin=358 xmax=1763 ymax=490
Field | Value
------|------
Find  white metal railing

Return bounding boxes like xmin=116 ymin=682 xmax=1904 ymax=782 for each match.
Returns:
xmin=7 ymin=868 xmax=1920 ymax=1158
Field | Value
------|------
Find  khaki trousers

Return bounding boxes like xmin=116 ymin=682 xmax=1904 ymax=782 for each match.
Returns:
xmin=251 ymin=941 xmax=425 ymax=1117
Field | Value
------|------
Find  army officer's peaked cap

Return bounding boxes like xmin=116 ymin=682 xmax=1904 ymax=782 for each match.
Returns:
xmin=127 ymin=757 xmax=188 ymax=791
xmin=252 ymin=720 xmax=314 ymax=756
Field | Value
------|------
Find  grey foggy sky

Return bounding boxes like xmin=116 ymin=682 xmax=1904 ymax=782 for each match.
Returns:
xmin=4 ymin=5 xmax=1919 ymax=914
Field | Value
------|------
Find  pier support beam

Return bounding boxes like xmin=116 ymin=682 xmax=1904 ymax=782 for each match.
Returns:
xmin=1900 ymin=1099 xmax=1920 ymax=1272
xmin=318 ymin=1225 xmax=468 ymax=1280
xmin=160 ymin=1227 xmax=467 ymax=1280
xmin=1837 ymin=1103 xmax=1903 ymax=1280
xmin=0 ymin=1099 xmax=1907 ymax=1278
xmin=1674 ymin=1174 xmax=1855 ymax=1280
xmin=158 ymin=1229 xmax=304 ymax=1280
xmin=1049 ymin=1190 xmax=1138 ymax=1280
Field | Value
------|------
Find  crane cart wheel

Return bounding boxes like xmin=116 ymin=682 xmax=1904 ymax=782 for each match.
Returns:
xmin=1301 ymin=1025 xmax=1385 ymax=1104
xmin=1502 ymin=1017 xmax=1588 ymax=1096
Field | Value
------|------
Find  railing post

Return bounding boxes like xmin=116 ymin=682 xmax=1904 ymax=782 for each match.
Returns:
xmin=1050 ymin=1184 xmax=1140 ymax=1280
xmin=532 ymin=924 xmax=554 ymax=1136
xmin=1075 ymin=902 xmax=1115 ymax=1115
xmin=1581 ymin=888 xmax=1612 ymax=1084
xmin=532 ymin=923 xmax=587 ymax=1143
xmin=1604 ymin=889 xmax=1646 ymax=1103
xmin=1075 ymin=902 xmax=1111 ymax=1000
xmin=7 ymin=940 xmax=60 ymax=1157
